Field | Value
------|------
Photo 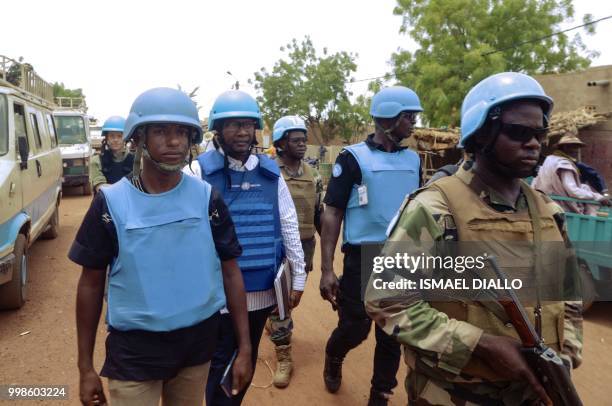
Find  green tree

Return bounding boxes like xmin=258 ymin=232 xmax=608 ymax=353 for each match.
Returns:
xmin=53 ymin=82 xmax=87 ymax=110
xmin=251 ymin=36 xmax=361 ymax=143
xmin=392 ymin=0 xmax=598 ymax=127
xmin=52 ymin=82 xmax=85 ymax=98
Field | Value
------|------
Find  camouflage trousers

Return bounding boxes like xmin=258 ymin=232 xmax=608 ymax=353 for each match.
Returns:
xmin=268 ymin=314 xmax=294 ymax=346
xmin=406 ymin=369 xmax=537 ymax=405
xmin=268 ymin=237 xmax=315 ymax=346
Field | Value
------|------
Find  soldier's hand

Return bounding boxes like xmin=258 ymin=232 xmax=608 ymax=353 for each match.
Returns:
xmin=290 ymin=290 xmax=303 ymax=309
xmin=79 ymin=368 xmax=107 ymax=405
xmin=475 ymin=334 xmax=552 ymax=406
xmin=232 ymin=350 xmax=253 ymax=395
xmin=319 ymin=271 xmax=339 ymax=310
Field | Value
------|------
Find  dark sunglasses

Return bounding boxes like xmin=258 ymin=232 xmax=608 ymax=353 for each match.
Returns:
xmin=499 ymin=123 xmax=548 ymax=143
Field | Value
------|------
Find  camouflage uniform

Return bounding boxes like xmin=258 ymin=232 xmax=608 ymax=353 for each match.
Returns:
xmin=269 ymin=161 xmax=323 ymax=346
xmin=365 ymin=165 xmax=583 ymax=405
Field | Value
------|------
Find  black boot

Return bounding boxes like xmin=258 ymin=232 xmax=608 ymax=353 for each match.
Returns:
xmin=323 ymin=353 xmax=343 ymax=393
xmin=367 ymin=388 xmax=391 ymax=406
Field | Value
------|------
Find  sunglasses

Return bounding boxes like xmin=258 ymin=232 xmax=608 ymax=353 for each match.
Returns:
xmin=499 ymin=123 xmax=548 ymax=143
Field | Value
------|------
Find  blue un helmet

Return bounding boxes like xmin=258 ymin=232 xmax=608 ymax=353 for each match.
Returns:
xmin=272 ymin=115 xmax=307 ymax=143
xmin=101 ymin=116 xmax=126 ymax=137
xmin=370 ymin=86 xmax=423 ymax=118
xmin=459 ymin=72 xmax=553 ymax=147
xmin=124 ymin=87 xmax=203 ymax=144
xmin=208 ymin=90 xmax=263 ymax=131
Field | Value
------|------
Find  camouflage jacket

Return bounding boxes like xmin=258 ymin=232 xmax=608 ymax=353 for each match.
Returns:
xmin=365 ymin=166 xmax=583 ymax=405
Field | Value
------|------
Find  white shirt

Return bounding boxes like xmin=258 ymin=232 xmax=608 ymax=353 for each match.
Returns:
xmin=184 ymin=154 xmax=307 ymax=311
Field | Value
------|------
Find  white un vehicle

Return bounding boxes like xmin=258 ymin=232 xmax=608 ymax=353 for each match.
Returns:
xmin=53 ymin=98 xmax=93 ymax=195
xmin=0 ymin=55 xmax=62 ymax=309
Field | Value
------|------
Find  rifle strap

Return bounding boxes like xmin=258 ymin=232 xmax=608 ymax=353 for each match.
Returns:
xmin=521 ymin=180 xmax=543 ymax=338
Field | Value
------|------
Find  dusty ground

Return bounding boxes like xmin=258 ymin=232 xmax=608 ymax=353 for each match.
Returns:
xmin=0 ymin=192 xmax=611 ymax=405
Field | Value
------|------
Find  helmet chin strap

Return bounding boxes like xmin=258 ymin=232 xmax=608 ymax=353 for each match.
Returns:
xmin=482 ymin=131 xmax=540 ymax=178
xmin=375 ymin=118 xmax=403 ymax=147
xmin=481 ymin=108 xmax=543 ymax=178
xmin=134 ymin=129 xmax=189 ymax=174
xmin=142 ymin=146 xmax=188 ymax=173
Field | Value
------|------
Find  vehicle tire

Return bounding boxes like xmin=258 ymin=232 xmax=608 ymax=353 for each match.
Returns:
xmin=578 ymin=262 xmax=596 ymax=311
xmin=83 ymin=182 xmax=92 ymax=196
xmin=0 ymin=234 xmax=28 ymax=310
xmin=41 ymin=203 xmax=59 ymax=240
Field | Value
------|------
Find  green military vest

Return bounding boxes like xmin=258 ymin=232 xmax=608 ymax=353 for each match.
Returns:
xmin=277 ymin=159 xmax=317 ymax=240
xmin=428 ymin=174 xmax=567 ymax=382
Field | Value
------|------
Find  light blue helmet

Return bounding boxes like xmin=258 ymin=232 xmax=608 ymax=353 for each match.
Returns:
xmin=208 ymin=90 xmax=263 ymax=131
xmin=272 ymin=115 xmax=307 ymax=143
xmin=370 ymin=86 xmax=423 ymax=118
xmin=101 ymin=116 xmax=125 ymax=136
xmin=123 ymin=87 xmax=203 ymax=143
xmin=460 ymin=72 xmax=553 ymax=147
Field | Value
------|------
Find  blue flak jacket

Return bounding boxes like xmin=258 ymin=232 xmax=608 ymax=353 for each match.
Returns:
xmin=103 ymin=175 xmax=226 ymax=332
xmin=198 ymin=150 xmax=283 ymax=292
xmin=343 ymin=142 xmax=420 ymax=244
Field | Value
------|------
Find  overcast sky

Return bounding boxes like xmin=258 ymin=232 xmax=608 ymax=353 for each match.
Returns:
xmin=2 ymin=0 xmax=611 ymax=123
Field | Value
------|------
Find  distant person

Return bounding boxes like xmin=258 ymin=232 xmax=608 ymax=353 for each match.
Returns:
xmin=577 ymin=161 xmax=608 ymax=196
xmin=267 ymin=115 xmax=324 ymax=388
xmin=71 ymin=88 xmax=252 ymax=406
xmin=319 ymin=144 xmax=327 ymax=162
xmin=533 ymin=133 xmax=611 ymax=214
xmin=89 ymin=116 xmax=134 ymax=193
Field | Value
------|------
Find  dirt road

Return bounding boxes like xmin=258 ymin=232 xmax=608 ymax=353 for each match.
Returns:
xmin=1 ymin=193 xmax=611 ymax=405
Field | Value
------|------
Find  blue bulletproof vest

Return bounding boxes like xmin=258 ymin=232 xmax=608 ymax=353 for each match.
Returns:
xmin=343 ymin=142 xmax=420 ymax=244
xmin=103 ymin=175 xmax=226 ymax=332
xmin=198 ymin=151 xmax=283 ymax=292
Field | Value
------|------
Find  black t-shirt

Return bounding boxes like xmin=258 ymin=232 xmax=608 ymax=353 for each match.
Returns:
xmin=68 ymin=175 xmax=241 ymax=381
xmin=323 ymin=134 xmax=423 ymax=209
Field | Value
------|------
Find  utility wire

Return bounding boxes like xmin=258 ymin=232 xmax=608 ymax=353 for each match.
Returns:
xmin=347 ymin=14 xmax=612 ymax=84
xmin=481 ymin=14 xmax=612 ymax=56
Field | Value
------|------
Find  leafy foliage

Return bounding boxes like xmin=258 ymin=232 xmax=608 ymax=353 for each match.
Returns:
xmin=392 ymin=0 xmax=599 ymax=126
xmin=252 ymin=36 xmax=368 ymax=143
xmin=52 ymin=82 xmax=85 ymax=98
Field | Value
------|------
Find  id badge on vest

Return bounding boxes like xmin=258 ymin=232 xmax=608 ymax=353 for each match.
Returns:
xmin=358 ymin=184 xmax=368 ymax=206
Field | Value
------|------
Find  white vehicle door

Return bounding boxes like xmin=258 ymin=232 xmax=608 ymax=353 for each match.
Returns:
xmin=12 ymin=102 xmax=46 ymax=236
xmin=27 ymin=107 xmax=60 ymax=229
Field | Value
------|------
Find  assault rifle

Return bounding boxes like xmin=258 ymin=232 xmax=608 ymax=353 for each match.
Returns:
xmin=486 ymin=256 xmax=582 ymax=406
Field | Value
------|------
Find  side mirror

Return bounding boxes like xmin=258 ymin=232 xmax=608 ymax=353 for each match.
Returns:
xmin=18 ymin=136 xmax=29 ymax=170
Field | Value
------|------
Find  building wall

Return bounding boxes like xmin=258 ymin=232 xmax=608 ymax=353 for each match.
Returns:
xmin=534 ymin=65 xmax=612 ymax=113
xmin=579 ymin=121 xmax=612 ymax=190
xmin=536 ymin=66 xmax=612 ymax=188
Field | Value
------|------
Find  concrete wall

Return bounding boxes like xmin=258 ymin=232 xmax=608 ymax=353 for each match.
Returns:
xmin=536 ymin=66 xmax=612 ymax=188
xmin=535 ymin=65 xmax=612 ymax=113
xmin=579 ymin=121 xmax=612 ymax=190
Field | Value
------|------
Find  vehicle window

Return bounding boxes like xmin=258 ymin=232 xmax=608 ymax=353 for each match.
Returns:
xmin=29 ymin=112 xmax=42 ymax=149
xmin=55 ymin=115 xmax=87 ymax=145
xmin=45 ymin=113 xmax=58 ymax=147
xmin=14 ymin=103 xmax=30 ymax=156
xmin=0 ymin=95 xmax=7 ymax=156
